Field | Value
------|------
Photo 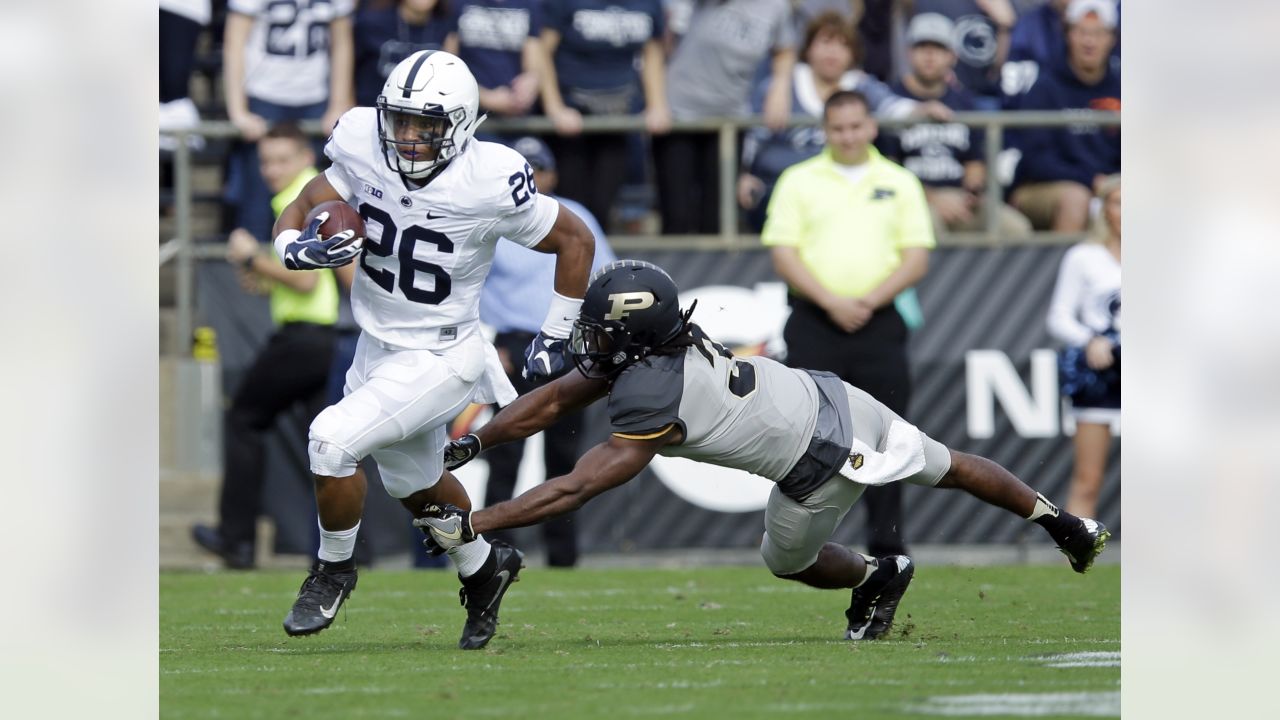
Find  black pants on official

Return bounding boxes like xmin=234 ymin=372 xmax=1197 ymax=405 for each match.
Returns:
xmin=483 ymin=331 xmax=583 ymax=567
xmin=783 ymin=297 xmax=912 ymax=557
xmin=219 ymin=322 xmax=336 ymax=549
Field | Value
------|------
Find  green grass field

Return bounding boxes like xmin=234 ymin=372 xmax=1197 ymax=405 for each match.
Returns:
xmin=160 ymin=563 xmax=1119 ymax=719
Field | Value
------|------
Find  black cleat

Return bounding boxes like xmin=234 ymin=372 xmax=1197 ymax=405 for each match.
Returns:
xmin=845 ymin=555 xmax=915 ymax=640
xmin=1057 ymin=518 xmax=1110 ymax=573
xmin=457 ymin=541 xmax=524 ymax=650
xmin=283 ymin=560 xmax=357 ymax=637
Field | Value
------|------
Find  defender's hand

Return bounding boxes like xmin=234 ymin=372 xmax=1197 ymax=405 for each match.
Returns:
xmin=522 ymin=332 xmax=568 ymax=382
xmin=444 ymin=434 xmax=482 ymax=471
xmin=413 ymin=504 xmax=476 ymax=551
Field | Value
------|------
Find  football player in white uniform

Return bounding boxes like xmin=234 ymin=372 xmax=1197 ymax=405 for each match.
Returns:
xmin=269 ymin=50 xmax=595 ymax=649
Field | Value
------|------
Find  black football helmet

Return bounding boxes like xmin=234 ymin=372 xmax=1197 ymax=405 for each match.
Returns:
xmin=570 ymin=260 xmax=693 ymax=378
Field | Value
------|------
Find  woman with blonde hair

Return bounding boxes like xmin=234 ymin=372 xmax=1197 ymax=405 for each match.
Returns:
xmin=1046 ymin=174 xmax=1121 ymax=517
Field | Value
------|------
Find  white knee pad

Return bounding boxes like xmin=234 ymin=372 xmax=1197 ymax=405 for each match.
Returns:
xmin=308 ymin=437 xmax=360 ymax=478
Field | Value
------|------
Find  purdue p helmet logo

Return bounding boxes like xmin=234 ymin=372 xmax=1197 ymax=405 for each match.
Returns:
xmin=605 ymin=291 xmax=655 ymax=320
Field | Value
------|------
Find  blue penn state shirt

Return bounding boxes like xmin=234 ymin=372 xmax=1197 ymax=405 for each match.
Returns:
xmin=1008 ymin=60 xmax=1121 ymax=190
xmin=453 ymin=0 xmax=542 ymax=91
xmin=480 ymin=196 xmax=616 ymax=334
xmin=544 ymin=0 xmax=665 ymax=93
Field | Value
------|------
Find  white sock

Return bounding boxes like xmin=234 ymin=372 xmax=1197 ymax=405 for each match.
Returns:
xmin=1026 ymin=492 xmax=1060 ymax=521
xmin=853 ymin=553 xmax=879 ymax=588
xmin=317 ymin=520 xmax=359 ymax=562
xmin=448 ymin=536 xmax=493 ymax=578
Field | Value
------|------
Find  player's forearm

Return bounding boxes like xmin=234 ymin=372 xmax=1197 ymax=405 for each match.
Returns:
xmin=472 ymin=444 xmax=630 ymax=534
xmin=476 ymin=385 xmax=567 ymax=448
xmin=471 ymin=474 xmax=589 ymax=534
xmin=274 ymin=201 xmax=310 ymax=238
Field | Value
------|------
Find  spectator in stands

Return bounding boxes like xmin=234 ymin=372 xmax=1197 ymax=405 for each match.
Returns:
xmin=223 ymin=0 xmax=355 ymax=243
xmin=159 ymin=0 xmax=211 ymax=151
xmin=909 ymin=0 xmax=1017 ymax=110
xmin=738 ymin=12 xmax=950 ymax=231
xmin=539 ymin=0 xmax=668 ymax=229
xmin=879 ymin=13 xmax=1031 ymax=237
xmin=193 ymin=123 xmax=347 ymax=569
xmin=762 ymin=90 xmax=934 ymax=559
xmin=1046 ymin=174 xmax=1120 ymax=519
xmin=453 ymin=0 xmax=543 ymax=121
xmin=354 ymin=0 xmax=459 ymax=108
xmin=1002 ymin=0 xmax=1120 ymax=100
xmin=477 ymin=137 xmax=617 ymax=567
xmin=654 ymin=0 xmax=796 ymax=235
xmin=1006 ymin=0 xmax=1119 ymax=232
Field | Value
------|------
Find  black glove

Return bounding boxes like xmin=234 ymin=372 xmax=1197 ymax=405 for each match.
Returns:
xmin=412 ymin=503 xmax=476 ymax=551
xmin=443 ymin=433 xmax=482 ymax=470
xmin=522 ymin=331 xmax=569 ymax=382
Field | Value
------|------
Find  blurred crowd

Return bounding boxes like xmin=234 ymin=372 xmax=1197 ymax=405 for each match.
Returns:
xmin=160 ymin=0 xmax=1120 ymax=239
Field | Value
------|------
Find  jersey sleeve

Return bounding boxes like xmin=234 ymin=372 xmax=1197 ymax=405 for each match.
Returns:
xmin=608 ymin=360 xmax=685 ymax=438
xmin=489 ymin=193 xmax=559 ymax=248
xmin=322 ymin=107 xmax=375 ymax=200
xmin=471 ymin=142 xmax=559 ymax=247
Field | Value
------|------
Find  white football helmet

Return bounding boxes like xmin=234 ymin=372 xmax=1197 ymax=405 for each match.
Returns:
xmin=376 ymin=50 xmax=484 ymax=180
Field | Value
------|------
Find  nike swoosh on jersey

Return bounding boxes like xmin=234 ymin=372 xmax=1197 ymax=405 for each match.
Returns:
xmin=319 ymin=589 xmax=348 ymax=619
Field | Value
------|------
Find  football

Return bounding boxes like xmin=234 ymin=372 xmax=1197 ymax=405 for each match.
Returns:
xmin=306 ymin=200 xmax=366 ymax=245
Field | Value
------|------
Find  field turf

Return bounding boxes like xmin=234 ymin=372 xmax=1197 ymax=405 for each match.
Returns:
xmin=161 ymin=563 xmax=1119 ymax=719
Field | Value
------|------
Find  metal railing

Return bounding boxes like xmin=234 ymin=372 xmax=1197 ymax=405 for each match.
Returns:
xmin=160 ymin=110 xmax=1120 ymax=355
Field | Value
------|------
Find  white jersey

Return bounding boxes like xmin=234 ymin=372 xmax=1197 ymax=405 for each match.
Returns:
xmin=230 ymin=0 xmax=354 ymax=106
xmin=1046 ymin=243 xmax=1121 ymax=348
xmin=324 ymin=107 xmax=560 ymax=350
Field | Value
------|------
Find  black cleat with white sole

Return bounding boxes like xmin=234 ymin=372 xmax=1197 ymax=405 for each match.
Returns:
xmin=845 ymin=555 xmax=915 ymax=641
xmin=1056 ymin=517 xmax=1110 ymax=574
xmin=283 ymin=559 xmax=357 ymax=637
xmin=457 ymin=541 xmax=524 ymax=650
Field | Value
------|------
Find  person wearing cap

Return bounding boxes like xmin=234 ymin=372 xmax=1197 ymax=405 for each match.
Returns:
xmin=910 ymin=0 xmax=1018 ymax=110
xmin=762 ymin=89 xmax=935 ymax=559
xmin=738 ymin=11 xmax=952 ymax=233
xmin=1003 ymin=0 xmax=1121 ymax=99
xmin=879 ymin=13 xmax=1031 ymax=237
xmin=476 ymin=136 xmax=617 ymax=567
xmin=1006 ymin=0 xmax=1120 ymax=233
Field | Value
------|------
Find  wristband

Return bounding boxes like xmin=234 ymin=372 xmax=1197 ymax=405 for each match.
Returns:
xmin=273 ymin=228 xmax=302 ymax=263
xmin=540 ymin=291 xmax=583 ymax=339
